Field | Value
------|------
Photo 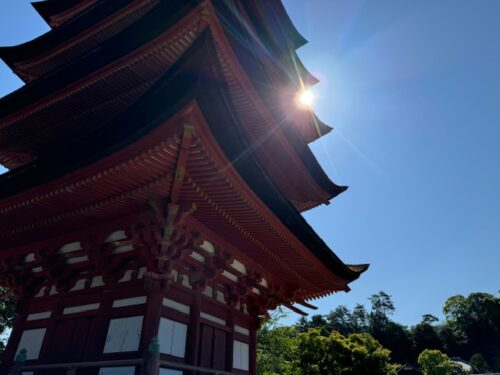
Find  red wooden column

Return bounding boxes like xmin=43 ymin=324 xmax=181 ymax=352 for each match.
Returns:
xmin=225 ymin=311 xmax=234 ymax=372
xmin=249 ymin=326 xmax=257 ymax=375
xmin=84 ymin=288 xmax=114 ymax=360
xmin=186 ymin=294 xmax=201 ymax=368
xmin=36 ymin=295 xmax=64 ymax=362
xmin=140 ymin=286 xmax=163 ymax=359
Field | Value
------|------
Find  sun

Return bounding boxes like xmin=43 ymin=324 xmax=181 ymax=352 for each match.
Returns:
xmin=295 ymin=89 xmax=314 ymax=109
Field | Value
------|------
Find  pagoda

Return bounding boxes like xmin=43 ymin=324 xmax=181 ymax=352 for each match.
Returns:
xmin=0 ymin=1 xmax=367 ymax=374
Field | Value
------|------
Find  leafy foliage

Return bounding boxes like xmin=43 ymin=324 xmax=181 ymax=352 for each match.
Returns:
xmin=0 ymin=288 xmax=16 ymax=356
xmin=469 ymin=353 xmax=489 ymax=373
xmin=294 ymin=329 xmax=396 ymax=375
xmin=417 ymin=349 xmax=454 ymax=375
xmin=443 ymin=293 xmax=500 ymax=363
xmin=257 ymin=291 xmax=500 ymax=373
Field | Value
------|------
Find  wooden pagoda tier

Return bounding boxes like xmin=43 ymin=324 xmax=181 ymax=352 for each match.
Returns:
xmin=0 ymin=1 xmax=367 ymax=374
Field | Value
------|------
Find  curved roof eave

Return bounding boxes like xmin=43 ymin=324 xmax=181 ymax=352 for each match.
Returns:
xmin=0 ymin=0 xmax=198 ymax=116
xmin=1 ymin=0 xmax=150 ymax=73
xmin=0 ymin=29 xmax=367 ymax=284
xmin=31 ymin=0 xmax=95 ymax=27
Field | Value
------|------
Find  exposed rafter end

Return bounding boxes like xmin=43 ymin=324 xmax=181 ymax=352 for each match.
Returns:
xmin=296 ymin=300 xmax=318 ymax=310
xmin=283 ymin=302 xmax=307 ymax=316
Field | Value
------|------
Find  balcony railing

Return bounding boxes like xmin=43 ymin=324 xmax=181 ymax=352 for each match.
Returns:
xmin=10 ymin=355 xmax=237 ymax=375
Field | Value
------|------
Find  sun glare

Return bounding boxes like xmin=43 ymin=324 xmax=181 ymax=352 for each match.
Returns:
xmin=296 ymin=89 xmax=314 ymax=109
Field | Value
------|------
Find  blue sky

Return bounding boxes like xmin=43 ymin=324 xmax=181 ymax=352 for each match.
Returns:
xmin=0 ymin=1 xmax=499 ymax=326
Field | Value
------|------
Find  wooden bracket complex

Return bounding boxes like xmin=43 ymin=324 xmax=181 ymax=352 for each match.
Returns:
xmin=145 ymin=123 xmax=198 ymax=291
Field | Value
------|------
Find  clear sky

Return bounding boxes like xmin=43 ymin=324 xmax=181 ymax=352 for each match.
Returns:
xmin=0 ymin=1 xmax=499 ymax=327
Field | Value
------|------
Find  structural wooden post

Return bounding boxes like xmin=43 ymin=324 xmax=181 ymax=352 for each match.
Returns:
xmin=187 ymin=295 xmax=201 ymax=368
xmin=249 ymin=328 xmax=257 ymax=375
xmin=145 ymin=337 xmax=160 ymax=375
xmin=38 ymin=295 xmax=63 ymax=363
xmin=140 ymin=285 xmax=163 ymax=374
xmin=84 ymin=288 xmax=114 ymax=361
xmin=225 ymin=311 xmax=234 ymax=372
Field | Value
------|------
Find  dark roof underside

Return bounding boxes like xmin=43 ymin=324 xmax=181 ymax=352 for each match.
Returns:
xmin=0 ymin=30 xmax=367 ymax=282
xmin=0 ymin=0 xmax=344 ymax=200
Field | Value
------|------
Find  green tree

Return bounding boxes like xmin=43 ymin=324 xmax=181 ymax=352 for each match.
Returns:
xmin=422 ymin=314 xmax=439 ymax=325
xmin=443 ymin=293 xmax=500 ymax=363
xmin=294 ymin=329 xmax=397 ymax=375
xmin=369 ymin=292 xmax=395 ymax=325
xmin=326 ymin=306 xmax=352 ymax=335
xmin=0 ymin=288 xmax=16 ymax=356
xmin=413 ymin=315 xmax=444 ymax=358
xmin=350 ymin=304 xmax=369 ymax=332
xmin=366 ymin=293 xmax=412 ymax=364
xmin=257 ymin=308 xmax=299 ymax=375
xmin=469 ymin=353 xmax=489 ymax=373
xmin=418 ymin=349 xmax=454 ymax=375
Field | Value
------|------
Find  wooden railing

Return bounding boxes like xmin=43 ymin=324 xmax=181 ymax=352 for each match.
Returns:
xmin=18 ymin=358 xmax=143 ymax=373
xmin=8 ymin=337 xmax=238 ymax=375
xmin=160 ymin=360 xmax=236 ymax=375
xmin=11 ymin=358 xmax=236 ymax=375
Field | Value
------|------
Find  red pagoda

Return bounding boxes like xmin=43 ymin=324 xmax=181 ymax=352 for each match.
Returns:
xmin=0 ymin=1 xmax=367 ymax=374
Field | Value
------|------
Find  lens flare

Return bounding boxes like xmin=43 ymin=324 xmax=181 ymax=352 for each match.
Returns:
xmin=296 ymin=89 xmax=314 ymax=109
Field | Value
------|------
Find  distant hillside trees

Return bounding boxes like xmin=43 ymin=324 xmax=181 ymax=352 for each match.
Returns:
xmin=258 ymin=291 xmax=500 ymax=374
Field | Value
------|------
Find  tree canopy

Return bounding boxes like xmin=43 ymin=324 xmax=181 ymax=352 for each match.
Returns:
xmin=257 ymin=291 xmax=500 ymax=374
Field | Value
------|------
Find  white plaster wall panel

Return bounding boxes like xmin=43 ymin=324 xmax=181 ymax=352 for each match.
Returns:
xmin=91 ymin=276 xmax=105 ymax=287
xmin=259 ymin=278 xmax=268 ymax=288
xmin=222 ymin=270 xmax=238 ymax=282
xmin=66 ymin=255 xmax=89 ymax=265
xmin=34 ymin=286 xmax=48 ymax=298
xmin=105 ymin=230 xmax=127 ymax=242
xmin=159 ymin=318 xmax=174 ymax=354
xmin=202 ymin=286 xmax=213 ymax=298
xmin=17 ymin=328 xmax=46 ymax=360
xmin=233 ymin=340 xmax=249 ymax=371
xmin=63 ymin=303 xmax=100 ymax=315
xmin=59 ymin=241 xmax=81 ymax=253
xmin=49 ymin=285 xmax=58 ymax=295
xmin=240 ymin=341 xmax=250 ymax=370
xmin=234 ymin=325 xmax=249 ymax=336
xmin=199 ymin=240 xmax=215 ymax=254
xmin=200 ymin=312 xmax=225 ymax=326
xmin=103 ymin=316 xmax=144 ymax=353
xmin=31 ymin=266 xmax=43 ymax=273
xmin=118 ymin=269 xmax=134 ymax=283
xmin=171 ymin=321 xmax=187 ymax=357
xmin=233 ymin=341 xmax=240 ymax=369
xmin=159 ymin=318 xmax=187 ymax=358
xmin=112 ymin=245 xmax=134 ymax=255
xmin=181 ymin=274 xmax=191 ymax=288
xmin=24 ymin=253 xmax=36 ymax=263
xmin=27 ymin=311 xmax=51 ymax=321
xmin=162 ymin=298 xmax=190 ymax=315
xmin=70 ymin=278 xmax=87 ymax=291
xmin=160 ymin=369 xmax=183 ymax=375
xmin=216 ymin=291 xmax=226 ymax=304
xmin=112 ymin=296 xmax=147 ymax=308
xmin=138 ymin=267 xmax=146 ymax=279
xmin=169 ymin=269 xmax=178 ymax=281
xmin=190 ymin=251 xmax=205 ymax=263
xmin=230 ymin=259 xmax=247 ymax=275
xmin=99 ymin=367 xmax=135 ymax=375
